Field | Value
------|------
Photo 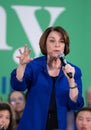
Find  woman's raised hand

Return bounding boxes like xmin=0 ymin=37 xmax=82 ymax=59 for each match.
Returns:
xmin=16 ymin=45 xmax=32 ymax=65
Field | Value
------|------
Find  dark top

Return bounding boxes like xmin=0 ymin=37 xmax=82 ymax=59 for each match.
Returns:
xmin=49 ymin=76 xmax=58 ymax=113
xmin=46 ymin=76 xmax=58 ymax=130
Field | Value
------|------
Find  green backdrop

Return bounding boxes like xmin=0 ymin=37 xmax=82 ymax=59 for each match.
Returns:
xmin=0 ymin=0 xmax=91 ymax=105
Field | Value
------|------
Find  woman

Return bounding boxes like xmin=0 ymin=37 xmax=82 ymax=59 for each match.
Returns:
xmin=10 ymin=26 xmax=84 ymax=130
xmin=0 ymin=102 xmax=14 ymax=130
xmin=8 ymin=91 xmax=26 ymax=130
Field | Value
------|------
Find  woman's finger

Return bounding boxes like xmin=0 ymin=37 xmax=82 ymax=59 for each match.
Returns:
xmin=27 ymin=48 xmax=31 ymax=55
xmin=24 ymin=44 xmax=27 ymax=53
xmin=19 ymin=48 xmax=23 ymax=54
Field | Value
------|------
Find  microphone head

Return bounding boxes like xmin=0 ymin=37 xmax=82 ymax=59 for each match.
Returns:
xmin=58 ymin=53 xmax=72 ymax=78
xmin=58 ymin=53 xmax=67 ymax=65
xmin=58 ymin=53 xmax=65 ymax=59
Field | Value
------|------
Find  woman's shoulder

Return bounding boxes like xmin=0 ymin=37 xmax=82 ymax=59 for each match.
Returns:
xmin=33 ymin=55 xmax=46 ymax=62
xmin=26 ymin=56 xmax=47 ymax=70
xmin=28 ymin=55 xmax=46 ymax=65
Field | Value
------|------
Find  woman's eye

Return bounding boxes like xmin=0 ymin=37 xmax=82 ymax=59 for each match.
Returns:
xmin=6 ymin=116 xmax=10 ymax=120
xmin=50 ymin=39 xmax=55 ymax=42
xmin=87 ymin=119 xmax=91 ymax=122
xmin=60 ymin=40 xmax=65 ymax=43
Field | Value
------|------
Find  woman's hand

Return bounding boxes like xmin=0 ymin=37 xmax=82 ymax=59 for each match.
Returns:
xmin=16 ymin=45 xmax=33 ymax=81
xmin=62 ymin=64 xmax=75 ymax=79
xmin=0 ymin=123 xmax=5 ymax=130
xmin=62 ymin=64 xmax=78 ymax=102
xmin=16 ymin=45 xmax=32 ymax=65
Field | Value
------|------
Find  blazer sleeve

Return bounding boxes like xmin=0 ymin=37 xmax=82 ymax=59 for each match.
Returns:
xmin=67 ymin=66 xmax=84 ymax=110
xmin=10 ymin=62 xmax=32 ymax=91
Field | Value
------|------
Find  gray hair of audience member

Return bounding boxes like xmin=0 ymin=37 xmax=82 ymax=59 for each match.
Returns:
xmin=85 ymin=86 xmax=91 ymax=107
xmin=86 ymin=86 xmax=91 ymax=93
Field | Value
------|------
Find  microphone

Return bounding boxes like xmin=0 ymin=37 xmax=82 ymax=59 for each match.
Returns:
xmin=58 ymin=53 xmax=73 ymax=78
xmin=0 ymin=127 xmax=4 ymax=130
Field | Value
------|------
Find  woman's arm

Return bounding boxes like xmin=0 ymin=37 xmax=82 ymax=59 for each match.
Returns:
xmin=68 ymin=78 xmax=78 ymax=102
xmin=16 ymin=45 xmax=32 ymax=81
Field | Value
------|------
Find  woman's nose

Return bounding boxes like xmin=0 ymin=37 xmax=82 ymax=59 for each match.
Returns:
xmin=55 ymin=42 xmax=60 ymax=46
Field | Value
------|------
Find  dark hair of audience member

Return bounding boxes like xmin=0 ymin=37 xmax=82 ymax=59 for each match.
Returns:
xmin=0 ymin=102 xmax=15 ymax=130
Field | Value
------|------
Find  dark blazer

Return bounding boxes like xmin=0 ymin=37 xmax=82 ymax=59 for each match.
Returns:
xmin=10 ymin=56 xmax=84 ymax=130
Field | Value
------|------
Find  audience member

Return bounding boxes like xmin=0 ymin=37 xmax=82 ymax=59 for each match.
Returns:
xmin=75 ymin=107 xmax=91 ymax=130
xmin=86 ymin=86 xmax=91 ymax=108
xmin=8 ymin=91 xmax=26 ymax=129
xmin=0 ymin=102 xmax=14 ymax=130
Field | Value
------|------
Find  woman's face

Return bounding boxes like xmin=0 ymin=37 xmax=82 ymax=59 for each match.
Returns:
xmin=10 ymin=91 xmax=25 ymax=113
xmin=0 ymin=110 xmax=10 ymax=130
xmin=76 ymin=111 xmax=91 ymax=130
xmin=46 ymin=31 xmax=65 ymax=58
